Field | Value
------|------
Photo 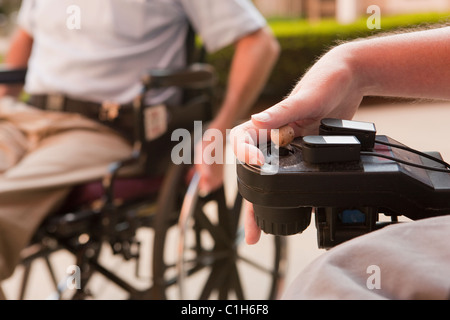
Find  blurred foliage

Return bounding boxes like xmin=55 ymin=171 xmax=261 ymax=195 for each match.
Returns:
xmin=0 ymin=0 xmax=20 ymax=15
xmin=207 ymin=12 xmax=450 ymax=101
xmin=0 ymin=0 xmax=21 ymax=36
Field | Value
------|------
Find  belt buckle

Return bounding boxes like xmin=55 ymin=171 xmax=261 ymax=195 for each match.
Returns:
xmin=100 ymin=101 xmax=121 ymax=121
xmin=46 ymin=94 xmax=65 ymax=111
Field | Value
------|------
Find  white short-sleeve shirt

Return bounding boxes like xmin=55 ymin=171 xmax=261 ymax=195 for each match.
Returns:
xmin=17 ymin=0 xmax=266 ymax=104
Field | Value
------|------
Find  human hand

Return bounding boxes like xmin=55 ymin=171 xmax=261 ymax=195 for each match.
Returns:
xmin=193 ymin=134 xmax=225 ymax=196
xmin=230 ymin=44 xmax=365 ymax=244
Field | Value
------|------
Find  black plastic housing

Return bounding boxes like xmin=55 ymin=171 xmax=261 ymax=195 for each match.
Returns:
xmin=319 ymin=118 xmax=376 ymax=150
xmin=237 ymin=135 xmax=450 ymax=243
xmin=302 ymin=135 xmax=361 ymax=163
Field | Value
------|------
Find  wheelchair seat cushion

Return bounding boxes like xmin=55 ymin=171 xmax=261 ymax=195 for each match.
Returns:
xmin=62 ymin=176 xmax=164 ymax=210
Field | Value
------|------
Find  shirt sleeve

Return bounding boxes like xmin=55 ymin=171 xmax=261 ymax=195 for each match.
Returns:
xmin=178 ymin=0 xmax=267 ymax=53
xmin=16 ymin=0 xmax=36 ymax=35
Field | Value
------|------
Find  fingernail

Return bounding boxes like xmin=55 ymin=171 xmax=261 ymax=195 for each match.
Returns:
xmin=251 ymin=112 xmax=271 ymax=123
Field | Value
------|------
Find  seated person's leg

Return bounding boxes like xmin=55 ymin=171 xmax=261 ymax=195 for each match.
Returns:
xmin=0 ymin=122 xmax=28 ymax=173
xmin=282 ymin=215 xmax=450 ymax=300
xmin=0 ymin=101 xmax=134 ymax=297
xmin=0 ymin=187 xmax=71 ymax=283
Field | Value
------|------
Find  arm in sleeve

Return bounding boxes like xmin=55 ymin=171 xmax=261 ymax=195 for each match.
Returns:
xmin=179 ymin=0 xmax=267 ymax=53
xmin=16 ymin=0 xmax=36 ymax=36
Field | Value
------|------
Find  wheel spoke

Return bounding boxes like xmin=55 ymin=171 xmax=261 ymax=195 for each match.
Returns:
xmin=229 ymin=262 xmax=245 ymax=300
xmin=236 ymin=254 xmax=279 ymax=276
xmin=194 ymin=208 xmax=232 ymax=245
xmin=199 ymin=260 xmax=229 ymax=299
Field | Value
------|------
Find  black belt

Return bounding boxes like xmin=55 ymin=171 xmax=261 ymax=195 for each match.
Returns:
xmin=28 ymin=94 xmax=136 ymax=140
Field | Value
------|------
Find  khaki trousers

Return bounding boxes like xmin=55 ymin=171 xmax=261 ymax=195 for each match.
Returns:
xmin=0 ymin=97 xmax=133 ymax=298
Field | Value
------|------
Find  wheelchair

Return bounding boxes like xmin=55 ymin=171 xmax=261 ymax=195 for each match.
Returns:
xmin=0 ymin=61 xmax=286 ymax=299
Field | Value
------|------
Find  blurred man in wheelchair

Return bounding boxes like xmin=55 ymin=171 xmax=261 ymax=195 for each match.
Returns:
xmin=0 ymin=0 xmax=279 ymax=299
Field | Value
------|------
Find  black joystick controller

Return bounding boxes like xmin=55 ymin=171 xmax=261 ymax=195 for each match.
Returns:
xmin=236 ymin=118 xmax=450 ymax=248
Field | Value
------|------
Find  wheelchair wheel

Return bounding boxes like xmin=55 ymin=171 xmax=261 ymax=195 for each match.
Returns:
xmin=10 ymin=161 xmax=286 ymax=300
xmin=11 ymin=226 xmax=105 ymax=300
xmin=151 ymin=164 xmax=287 ymax=300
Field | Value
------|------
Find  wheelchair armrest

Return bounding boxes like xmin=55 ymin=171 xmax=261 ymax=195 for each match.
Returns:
xmin=0 ymin=67 xmax=27 ymax=84
xmin=101 ymin=146 xmax=147 ymax=203
xmin=142 ymin=63 xmax=216 ymax=90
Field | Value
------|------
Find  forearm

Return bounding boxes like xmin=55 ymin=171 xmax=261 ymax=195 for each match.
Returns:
xmin=232 ymin=26 xmax=450 ymax=245
xmin=0 ymin=28 xmax=33 ymax=98
xmin=211 ymin=26 xmax=280 ymax=134
xmin=5 ymin=28 xmax=33 ymax=68
xmin=345 ymin=26 xmax=450 ymax=100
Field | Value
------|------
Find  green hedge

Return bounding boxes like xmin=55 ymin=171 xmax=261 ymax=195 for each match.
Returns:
xmin=207 ymin=12 xmax=450 ymax=101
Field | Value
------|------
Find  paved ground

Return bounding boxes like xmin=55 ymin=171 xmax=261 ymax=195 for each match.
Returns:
xmin=2 ymin=99 xmax=450 ymax=300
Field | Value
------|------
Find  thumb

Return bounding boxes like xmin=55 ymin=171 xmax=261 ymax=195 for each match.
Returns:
xmin=251 ymin=94 xmax=315 ymax=130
